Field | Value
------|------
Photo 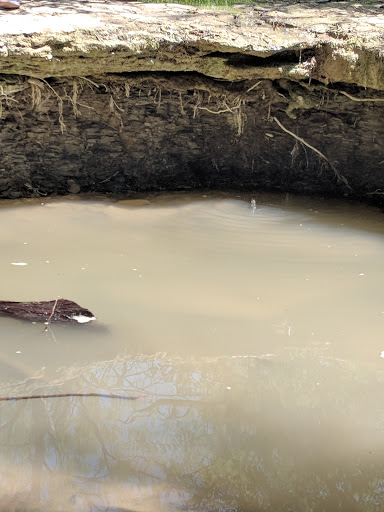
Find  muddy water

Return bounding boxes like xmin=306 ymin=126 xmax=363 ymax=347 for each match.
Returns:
xmin=0 ymin=193 xmax=384 ymax=511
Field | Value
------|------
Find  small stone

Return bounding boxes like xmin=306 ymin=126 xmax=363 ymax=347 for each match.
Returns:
xmin=67 ymin=179 xmax=81 ymax=194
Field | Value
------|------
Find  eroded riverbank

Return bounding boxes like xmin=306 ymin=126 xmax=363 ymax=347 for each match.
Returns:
xmin=0 ymin=0 xmax=384 ymax=201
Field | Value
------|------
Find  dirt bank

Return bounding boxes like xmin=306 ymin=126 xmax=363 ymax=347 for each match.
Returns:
xmin=0 ymin=0 xmax=384 ymax=202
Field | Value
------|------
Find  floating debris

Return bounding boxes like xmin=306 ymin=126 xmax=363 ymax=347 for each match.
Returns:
xmin=0 ymin=299 xmax=96 ymax=324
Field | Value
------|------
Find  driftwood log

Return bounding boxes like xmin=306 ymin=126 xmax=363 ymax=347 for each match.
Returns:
xmin=0 ymin=299 xmax=96 ymax=324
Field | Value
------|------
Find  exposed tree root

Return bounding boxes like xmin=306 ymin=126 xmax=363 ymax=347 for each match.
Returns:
xmin=337 ymin=90 xmax=384 ymax=103
xmin=109 ymin=94 xmax=124 ymax=130
xmin=193 ymin=91 xmax=246 ymax=135
xmin=40 ymin=78 xmax=66 ymax=133
xmin=273 ymin=116 xmax=351 ymax=190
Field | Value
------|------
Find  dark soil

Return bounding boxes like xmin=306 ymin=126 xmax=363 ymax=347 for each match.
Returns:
xmin=0 ymin=0 xmax=384 ymax=202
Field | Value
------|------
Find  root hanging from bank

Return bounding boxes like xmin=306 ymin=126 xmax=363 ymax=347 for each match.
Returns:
xmin=109 ymin=95 xmax=124 ymax=130
xmin=0 ymin=95 xmax=18 ymax=120
xmin=337 ymin=90 xmax=384 ymax=103
xmin=62 ymin=78 xmax=98 ymax=118
xmin=246 ymin=80 xmax=262 ymax=94
xmin=28 ymin=78 xmax=43 ymax=109
xmin=153 ymin=86 xmax=162 ymax=110
xmin=39 ymin=79 xmax=66 ymax=133
xmin=273 ymin=116 xmax=351 ymax=190
xmin=179 ymin=91 xmax=186 ymax=115
xmin=365 ymin=189 xmax=384 ymax=196
xmin=113 ymin=75 xmax=252 ymax=136
xmin=70 ymin=80 xmax=81 ymax=117
xmin=0 ymin=79 xmax=24 ymax=122
xmin=193 ymin=91 xmax=246 ymax=136
xmin=78 ymin=76 xmax=103 ymax=89
xmin=29 ymin=77 xmax=99 ymax=131
xmin=29 ymin=78 xmax=66 ymax=133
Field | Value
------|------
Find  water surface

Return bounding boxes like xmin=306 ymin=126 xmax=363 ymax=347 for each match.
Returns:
xmin=0 ymin=193 xmax=384 ymax=511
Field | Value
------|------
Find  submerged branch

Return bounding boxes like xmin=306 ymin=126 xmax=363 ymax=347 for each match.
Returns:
xmin=0 ymin=393 xmax=146 ymax=402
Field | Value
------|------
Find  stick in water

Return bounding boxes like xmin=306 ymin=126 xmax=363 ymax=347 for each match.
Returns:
xmin=44 ymin=297 xmax=58 ymax=331
xmin=0 ymin=393 xmax=146 ymax=402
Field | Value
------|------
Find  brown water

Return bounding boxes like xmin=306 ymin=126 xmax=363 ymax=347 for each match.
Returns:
xmin=1 ymin=193 xmax=384 ymax=512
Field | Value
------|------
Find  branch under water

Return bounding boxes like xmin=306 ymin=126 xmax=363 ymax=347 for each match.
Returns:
xmin=0 ymin=393 xmax=146 ymax=402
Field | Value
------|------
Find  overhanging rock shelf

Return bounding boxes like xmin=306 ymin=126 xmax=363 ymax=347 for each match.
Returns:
xmin=0 ymin=0 xmax=383 ymax=202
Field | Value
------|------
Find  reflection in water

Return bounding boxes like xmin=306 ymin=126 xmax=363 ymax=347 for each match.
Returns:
xmin=1 ymin=354 xmax=384 ymax=511
xmin=0 ymin=193 xmax=384 ymax=511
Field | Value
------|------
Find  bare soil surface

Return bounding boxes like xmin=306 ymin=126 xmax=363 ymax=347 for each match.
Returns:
xmin=1 ymin=0 xmax=384 ymax=86
xmin=0 ymin=0 xmax=383 ymax=202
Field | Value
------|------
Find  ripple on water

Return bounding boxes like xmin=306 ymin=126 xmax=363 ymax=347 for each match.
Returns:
xmin=1 ymin=194 xmax=384 ymax=511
